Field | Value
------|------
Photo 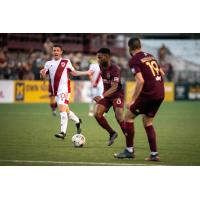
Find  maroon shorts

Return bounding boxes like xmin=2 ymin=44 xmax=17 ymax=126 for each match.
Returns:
xmin=98 ymin=96 xmax=124 ymax=112
xmin=130 ymin=97 xmax=164 ymax=118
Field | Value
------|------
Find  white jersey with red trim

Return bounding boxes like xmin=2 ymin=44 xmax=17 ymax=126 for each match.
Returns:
xmin=44 ymin=58 xmax=75 ymax=96
xmin=89 ymin=63 xmax=104 ymax=98
xmin=89 ymin=63 xmax=103 ymax=88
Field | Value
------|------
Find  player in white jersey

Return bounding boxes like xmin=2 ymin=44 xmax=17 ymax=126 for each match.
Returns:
xmin=88 ymin=62 xmax=104 ymax=116
xmin=40 ymin=44 xmax=92 ymax=139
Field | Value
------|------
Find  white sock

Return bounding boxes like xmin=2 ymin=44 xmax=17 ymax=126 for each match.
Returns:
xmin=126 ymin=147 xmax=133 ymax=153
xmin=60 ymin=112 xmax=68 ymax=133
xmin=68 ymin=110 xmax=79 ymax=124
xmin=151 ymin=152 xmax=158 ymax=156
xmin=89 ymin=101 xmax=96 ymax=113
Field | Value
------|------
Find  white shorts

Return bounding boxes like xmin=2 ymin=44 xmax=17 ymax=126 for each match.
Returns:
xmin=91 ymin=86 xmax=104 ymax=99
xmin=55 ymin=93 xmax=71 ymax=105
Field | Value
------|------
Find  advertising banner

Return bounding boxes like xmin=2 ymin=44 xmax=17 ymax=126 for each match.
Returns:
xmin=0 ymin=81 xmax=14 ymax=103
xmin=14 ymin=81 xmax=50 ymax=103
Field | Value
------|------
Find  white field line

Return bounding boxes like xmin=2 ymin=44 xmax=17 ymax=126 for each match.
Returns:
xmin=0 ymin=159 xmax=164 ymax=166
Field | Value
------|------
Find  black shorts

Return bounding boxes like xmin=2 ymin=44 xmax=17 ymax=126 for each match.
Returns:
xmin=130 ymin=97 xmax=164 ymax=118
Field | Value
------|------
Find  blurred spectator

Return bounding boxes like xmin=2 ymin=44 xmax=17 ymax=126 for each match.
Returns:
xmin=0 ymin=48 xmax=7 ymax=79
xmin=158 ymin=44 xmax=172 ymax=64
xmin=43 ymin=38 xmax=54 ymax=55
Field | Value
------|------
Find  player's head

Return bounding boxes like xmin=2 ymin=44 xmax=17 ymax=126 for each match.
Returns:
xmin=52 ymin=44 xmax=63 ymax=60
xmin=128 ymin=38 xmax=141 ymax=56
xmin=96 ymin=48 xmax=111 ymax=66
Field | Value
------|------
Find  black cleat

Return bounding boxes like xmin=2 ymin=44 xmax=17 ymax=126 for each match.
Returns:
xmin=54 ymin=132 xmax=66 ymax=139
xmin=108 ymin=132 xmax=118 ymax=146
xmin=145 ymin=154 xmax=160 ymax=161
xmin=76 ymin=118 xmax=82 ymax=134
xmin=114 ymin=149 xmax=135 ymax=159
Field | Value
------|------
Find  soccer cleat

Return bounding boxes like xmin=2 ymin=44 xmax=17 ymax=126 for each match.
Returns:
xmin=145 ymin=154 xmax=160 ymax=161
xmin=114 ymin=149 xmax=135 ymax=159
xmin=54 ymin=132 xmax=66 ymax=139
xmin=52 ymin=110 xmax=57 ymax=116
xmin=108 ymin=132 xmax=118 ymax=146
xmin=76 ymin=118 xmax=82 ymax=134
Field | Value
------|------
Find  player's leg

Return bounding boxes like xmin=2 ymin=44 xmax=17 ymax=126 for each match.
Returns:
xmin=68 ymin=110 xmax=82 ymax=134
xmin=143 ymin=98 xmax=164 ymax=161
xmin=94 ymin=100 xmax=117 ymax=146
xmin=89 ymin=87 xmax=97 ymax=116
xmin=50 ymin=96 xmax=57 ymax=116
xmin=49 ymin=81 xmax=57 ymax=116
xmin=54 ymin=94 xmax=69 ymax=139
xmin=114 ymin=109 xmax=137 ymax=159
xmin=143 ymin=115 xmax=160 ymax=161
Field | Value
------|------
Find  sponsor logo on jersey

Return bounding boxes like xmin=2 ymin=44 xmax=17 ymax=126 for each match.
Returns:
xmin=106 ymin=73 xmax=110 ymax=79
xmin=116 ymin=98 xmax=122 ymax=105
xmin=114 ymin=77 xmax=119 ymax=82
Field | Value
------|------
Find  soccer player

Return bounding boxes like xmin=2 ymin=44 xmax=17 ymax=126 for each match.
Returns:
xmin=40 ymin=44 xmax=92 ymax=139
xmin=114 ymin=38 xmax=165 ymax=161
xmin=93 ymin=48 xmax=125 ymax=146
xmin=88 ymin=61 xmax=104 ymax=116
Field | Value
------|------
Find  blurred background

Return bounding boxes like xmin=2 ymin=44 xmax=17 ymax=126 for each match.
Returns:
xmin=0 ymin=33 xmax=200 ymax=103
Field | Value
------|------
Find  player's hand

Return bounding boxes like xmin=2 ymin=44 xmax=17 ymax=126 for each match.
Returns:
xmin=93 ymin=96 xmax=102 ymax=103
xmin=87 ymin=70 xmax=94 ymax=76
xmin=40 ymin=69 xmax=46 ymax=79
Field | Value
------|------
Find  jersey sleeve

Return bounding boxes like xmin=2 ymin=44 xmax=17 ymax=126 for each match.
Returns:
xmin=129 ymin=58 xmax=141 ymax=75
xmin=89 ymin=64 xmax=95 ymax=72
xmin=66 ymin=59 xmax=75 ymax=72
xmin=111 ymin=66 xmax=120 ymax=83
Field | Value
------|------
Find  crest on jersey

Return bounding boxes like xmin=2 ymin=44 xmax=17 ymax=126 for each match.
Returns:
xmin=116 ymin=98 xmax=122 ymax=105
xmin=61 ymin=62 xmax=66 ymax=68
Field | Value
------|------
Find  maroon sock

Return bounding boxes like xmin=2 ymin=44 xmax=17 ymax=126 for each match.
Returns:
xmin=145 ymin=125 xmax=157 ymax=152
xmin=119 ymin=121 xmax=126 ymax=135
xmin=95 ymin=115 xmax=115 ymax=135
xmin=50 ymin=103 xmax=57 ymax=111
xmin=125 ymin=122 xmax=134 ymax=147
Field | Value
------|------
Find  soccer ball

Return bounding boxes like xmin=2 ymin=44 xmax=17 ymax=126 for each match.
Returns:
xmin=72 ymin=134 xmax=86 ymax=148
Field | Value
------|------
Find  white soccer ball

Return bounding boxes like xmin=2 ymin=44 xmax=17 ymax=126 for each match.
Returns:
xmin=72 ymin=134 xmax=86 ymax=148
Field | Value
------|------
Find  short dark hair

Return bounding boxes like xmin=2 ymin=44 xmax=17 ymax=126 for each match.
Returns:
xmin=97 ymin=48 xmax=111 ymax=55
xmin=128 ymin=38 xmax=141 ymax=50
xmin=53 ymin=44 xmax=63 ymax=51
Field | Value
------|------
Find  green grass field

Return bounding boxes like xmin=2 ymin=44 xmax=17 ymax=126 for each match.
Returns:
xmin=0 ymin=102 xmax=200 ymax=166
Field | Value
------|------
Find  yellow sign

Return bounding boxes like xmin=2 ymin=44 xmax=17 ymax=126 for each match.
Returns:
xmin=164 ymin=82 xmax=174 ymax=101
xmin=125 ymin=81 xmax=174 ymax=102
xmin=15 ymin=81 xmax=50 ymax=103
xmin=14 ymin=80 xmax=75 ymax=103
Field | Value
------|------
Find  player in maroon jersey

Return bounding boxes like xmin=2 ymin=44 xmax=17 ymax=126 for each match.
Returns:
xmin=114 ymin=38 xmax=165 ymax=161
xmin=93 ymin=48 xmax=126 ymax=146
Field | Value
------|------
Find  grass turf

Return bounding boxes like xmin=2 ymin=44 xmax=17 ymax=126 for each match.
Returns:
xmin=0 ymin=102 xmax=200 ymax=166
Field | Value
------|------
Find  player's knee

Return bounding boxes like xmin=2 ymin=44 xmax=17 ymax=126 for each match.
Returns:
xmin=143 ymin=117 xmax=153 ymax=127
xmin=94 ymin=110 xmax=103 ymax=119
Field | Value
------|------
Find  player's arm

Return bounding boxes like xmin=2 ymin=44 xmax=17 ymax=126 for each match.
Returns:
xmin=130 ymin=72 xmax=144 ymax=103
xmin=40 ymin=68 xmax=47 ymax=80
xmin=70 ymin=70 xmax=93 ymax=76
xmin=159 ymin=67 xmax=165 ymax=77
xmin=93 ymin=82 xmax=118 ymax=103
xmin=103 ymin=82 xmax=118 ymax=98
